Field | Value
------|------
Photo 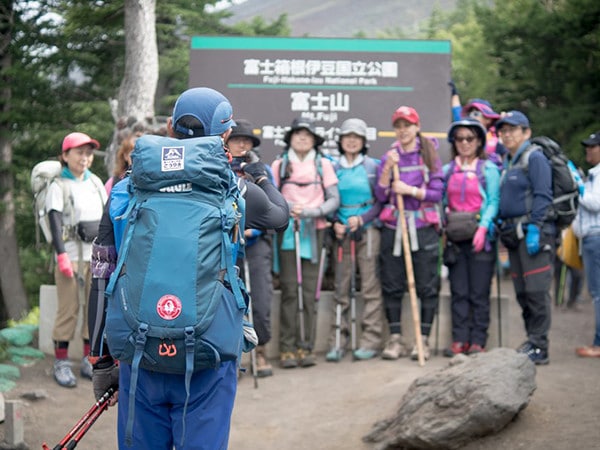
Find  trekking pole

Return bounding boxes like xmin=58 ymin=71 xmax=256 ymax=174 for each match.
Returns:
xmin=42 ymin=386 xmax=116 ymax=450
xmin=495 ymin=242 xmax=503 ymax=347
xmin=392 ymin=166 xmax=425 ymax=366
xmin=243 ymin=258 xmax=259 ymax=389
xmin=556 ymin=262 xmax=567 ymax=307
xmin=294 ymin=219 xmax=306 ymax=348
xmin=434 ymin=236 xmax=443 ymax=356
xmin=333 ymin=236 xmax=345 ymax=361
xmin=349 ymin=233 xmax=358 ymax=359
xmin=315 ymin=224 xmax=331 ymax=304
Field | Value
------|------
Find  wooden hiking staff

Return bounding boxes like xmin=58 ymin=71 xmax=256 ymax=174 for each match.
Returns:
xmin=393 ymin=165 xmax=425 ymax=366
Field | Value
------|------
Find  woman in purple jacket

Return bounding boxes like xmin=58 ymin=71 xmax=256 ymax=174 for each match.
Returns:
xmin=375 ymin=106 xmax=444 ymax=361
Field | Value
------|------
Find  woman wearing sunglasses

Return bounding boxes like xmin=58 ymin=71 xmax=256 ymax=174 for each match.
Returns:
xmin=441 ymin=118 xmax=501 ymax=357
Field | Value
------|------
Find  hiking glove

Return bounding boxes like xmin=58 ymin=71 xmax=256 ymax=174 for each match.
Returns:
xmin=57 ymin=252 xmax=74 ymax=278
xmin=448 ymin=80 xmax=458 ymax=96
xmin=526 ymin=224 xmax=540 ymax=255
xmin=472 ymin=226 xmax=487 ymax=253
xmin=92 ymin=358 xmax=119 ymax=401
xmin=242 ymin=162 xmax=269 ymax=185
xmin=242 ymin=320 xmax=258 ymax=353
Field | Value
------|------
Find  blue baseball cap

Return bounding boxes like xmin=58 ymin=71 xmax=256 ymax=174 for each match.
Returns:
xmin=172 ymin=87 xmax=235 ymax=137
xmin=495 ymin=110 xmax=530 ymax=129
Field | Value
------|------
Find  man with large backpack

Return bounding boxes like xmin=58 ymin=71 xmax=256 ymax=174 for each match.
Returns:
xmin=87 ymin=87 xmax=289 ymax=449
xmin=496 ymin=110 xmax=556 ymax=365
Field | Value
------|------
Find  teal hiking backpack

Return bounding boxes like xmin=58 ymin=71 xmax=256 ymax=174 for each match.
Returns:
xmin=105 ymin=133 xmax=248 ymax=373
xmin=104 ymin=134 xmax=248 ymax=444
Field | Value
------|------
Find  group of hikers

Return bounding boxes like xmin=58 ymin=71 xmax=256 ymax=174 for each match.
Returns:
xmin=41 ymin=85 xmax=600 ymax=449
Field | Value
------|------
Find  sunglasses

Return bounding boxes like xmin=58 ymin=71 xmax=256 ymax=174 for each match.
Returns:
xmin=469 ymin=110 xmax=483 ymax=119
xmin=454 ymin=136 xmax=477 ymax=143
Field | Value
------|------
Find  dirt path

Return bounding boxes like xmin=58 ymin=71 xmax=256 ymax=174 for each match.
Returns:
xmin=2 ymin=280 xmax=599 ymax=449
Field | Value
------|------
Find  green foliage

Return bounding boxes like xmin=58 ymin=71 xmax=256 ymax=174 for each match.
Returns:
xmin=6 ymin=0 xmax=291 ymax=310
xmin=422 ymin=0 xmax=599 ymax=164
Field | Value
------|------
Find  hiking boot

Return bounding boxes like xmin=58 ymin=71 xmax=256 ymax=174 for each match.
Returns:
xmin=256 ymin=347 xmax=273 ymax=378
xmin=280 ymin=351 xmax=298 ymax=369
xmin=53 ymin=359 xmax=77 ymax=388
xmin=297 ymin=348 xmax=316 ymax=368
xmin=410 ymin=336 xmax=431 ymax=361
xmin=443 ymin=341 xmax=468 ymax=358
xmin=516 ymin=341 xmax=533 ymax=353
xmin=467 ymin=344 xmax=485 ymax=355
xmin=381 ymin=334 xmax=408 ymax=360
xmin=80 ymin=356 xmax=93 ymax=380
xmin=353 ymin=348 xmax=377 ymax=360
xmin=521 ymin=345 xmax=549 ymax=365
xmin=325 ymin=348 xmax=344 ymax=362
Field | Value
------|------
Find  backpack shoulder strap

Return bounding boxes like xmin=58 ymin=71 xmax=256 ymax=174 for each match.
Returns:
xmin=54 ymin=177 xmax=75 ymax=226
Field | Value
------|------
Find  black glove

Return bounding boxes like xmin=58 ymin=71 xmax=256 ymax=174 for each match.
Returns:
xmin=350 ymin=228 xmax=363 ymax=242
xmin=242 ymin=162 xmax=269 ymax=186
xmin=92 ymin=357 xmax=119 ymax=401
xmin=448 ymin=80 xmax=458 ymax=96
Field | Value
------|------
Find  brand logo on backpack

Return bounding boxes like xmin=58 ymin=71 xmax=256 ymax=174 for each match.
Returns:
xmin=156 ymin=295 xmax=182 ymax=320
xmin=162 ymin=146 xmax=185 ymax=171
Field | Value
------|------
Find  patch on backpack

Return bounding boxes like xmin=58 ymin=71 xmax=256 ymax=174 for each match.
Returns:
xmin=156 ymin=294 xmax=182 ymax=320
xmin=161 ymin=146 xmax=185 ymax=172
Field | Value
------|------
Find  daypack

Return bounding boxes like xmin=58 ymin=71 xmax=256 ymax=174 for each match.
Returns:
xmin=518 ymin=136 xmax=579 ymax=229
xmin=31 ymin=160 xmax=69 ymax=245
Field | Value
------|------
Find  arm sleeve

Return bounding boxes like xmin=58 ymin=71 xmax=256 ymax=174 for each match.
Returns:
xmin=302 ymin=184 xmax=340 ymax=218
xmin=88 ymin=202 xmax=117 ymax=359
xmin=48 ymin=210 xmax=66 ymax=254
xmin=244 ymin=180 xmax=290 ymax=233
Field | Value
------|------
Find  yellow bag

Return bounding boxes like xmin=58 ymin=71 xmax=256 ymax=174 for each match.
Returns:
xmin=557 ymin=226 xmax=583 ymax=270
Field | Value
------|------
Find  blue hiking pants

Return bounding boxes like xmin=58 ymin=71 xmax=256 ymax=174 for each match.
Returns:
xmin=118 ymin=361 xmax=237 ymax=449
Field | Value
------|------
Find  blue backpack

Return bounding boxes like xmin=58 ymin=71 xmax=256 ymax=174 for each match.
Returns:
xmin=104 ymin=134 xmax=248 ymax=442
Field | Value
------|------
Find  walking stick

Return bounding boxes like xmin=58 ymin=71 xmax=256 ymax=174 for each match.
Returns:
xmin=392 ymin=166 xmax=425 ymax=366
xmin=495 ymin=243 xmax=503 ymax=347
xmin=350 ymin=233 xmax=358 ymax=358
xmin=332 ymin=236 xmax=345 ymax=361
xmin=315 ymin=225 xmax=331 ymax=304
xmin=243 ymin=258 xmax=259 ymax=389
xmin=434 ymin=236 xmax=443 ymax=356
xmin=294 ymin=219 xmax=306 ymax=348
xmin=556 ymin=262 xmax=567 ymax=307
xmin=42 ymin=387 xmax=116 ymax=450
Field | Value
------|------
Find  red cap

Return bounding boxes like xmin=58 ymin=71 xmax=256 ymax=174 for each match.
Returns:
xmin=391 ymin=106 xmax=420 ymax=126
xmin=62 ymin=132 xmax=100 ymax=152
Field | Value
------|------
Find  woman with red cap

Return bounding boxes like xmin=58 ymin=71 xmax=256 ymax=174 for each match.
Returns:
xmin=45 ymin=132 xmax=107 ymax=387
xmin=375 ymin=106 xmax=444 ymax=361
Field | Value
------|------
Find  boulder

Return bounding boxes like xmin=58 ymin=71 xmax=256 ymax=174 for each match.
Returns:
xmin=363 ymin=348 xmax=536 ymax=449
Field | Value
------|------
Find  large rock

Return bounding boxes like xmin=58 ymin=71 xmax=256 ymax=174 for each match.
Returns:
xmin=363 ymin=348 xmax=536 ymax=449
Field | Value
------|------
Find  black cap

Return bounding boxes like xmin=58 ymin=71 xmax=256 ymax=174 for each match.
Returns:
xmin=283 ymin=117 xmax=325 ymax=146
xmin=582 ymin=131 xmax=600 ymax=147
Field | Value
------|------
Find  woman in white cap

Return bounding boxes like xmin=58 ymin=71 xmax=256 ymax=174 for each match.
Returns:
xmin=46 ymin=131 xmax=107 ymax=388
xmin=326 ymin=118 xmax=384 ymax=362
